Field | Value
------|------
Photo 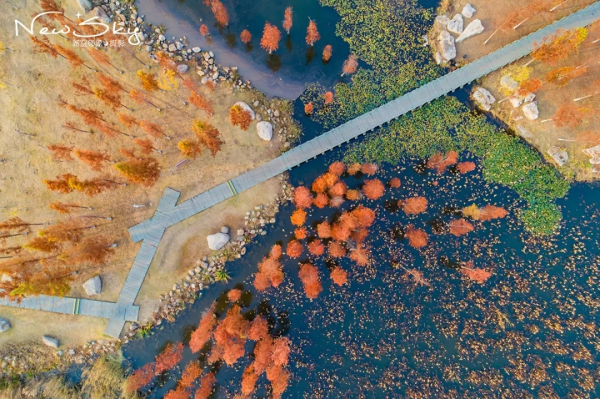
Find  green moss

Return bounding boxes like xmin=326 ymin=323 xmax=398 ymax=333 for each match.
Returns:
xmin=520 ymin=202 xmax=563 ymax=236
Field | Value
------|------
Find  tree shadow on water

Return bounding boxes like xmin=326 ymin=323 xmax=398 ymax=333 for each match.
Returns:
xmin=286 ymin=35 xmax=292 ymax=52
xmin=245 ymin=42 xmax=253 ymax=52
xmin=306 ymin=46 xmax=315 ymax=66
xmin=225 ymin=32 xmax=236 ymax=49
xmin=266 ymin=54 xmax=282 ymax=72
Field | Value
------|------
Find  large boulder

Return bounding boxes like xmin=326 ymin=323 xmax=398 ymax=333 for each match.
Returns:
xmin=83 ymin=276 xmax=102 ymax=296
xmin=438 ymin=30 xmax=456 ymax=61
xmin=0 ymin=318 xmax=10 ymax=333
xmin=547 ymin=146 xmax=568 ymax=167
xmin=207 ymin=233 xmax=230 ymax=251
xmin=176 ymin=64 xmax=189 ymax=74
xmin=435 ymin=15 xmax=450 ymax=28
xmin=88 ymin=7 xmax=111 ymax=24
xmin=233 ymin=102 xmax=255 ymax=120
xmin=522 ymin=102 xmax=539 ymax=120
xmin=509 ymin=96 xmax=524 ymax=108
xmin=462 ymin=3 xmax=476 ymax=18
xmin=456 ymin=20 xmax=484 ymax=43
xmin=76 ymin=0 xmax=93 ymax=13
xmin=472 ymin=87 xmax=496 ymax=111
xmin=447 ymin=14 xmax=464 ymax=34
xmin=500 ymin=75 xmax=519 ymax=92
xmin=256 ymin=121 xmax=273 ymax=141
xmin=43 ymin=335 xmax=60 ymax=348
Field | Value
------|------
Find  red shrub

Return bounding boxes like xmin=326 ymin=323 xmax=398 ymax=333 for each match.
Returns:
xmin=361 ymin=163 xmax=378 ymax=175
xmin=457 ymin=161 xmax=476 ymax=174
xmin=308 ymin=239 xmax=325 ymax=256
xmin=389 ymin=177 xmax=401 ymax=188
xmin=313 ymin=193 xmax=329 ymax=208
xmin=401 ymin=197 xmax=428 ymax=215
xmin=405 ymin=225 xmax=428 ymax=248
xmin=363 ymin=179 xmax=385 ymax=200
xmin=155 ymin=342 xmax=184 ymax=374
xmin=286 ymin=240 xmax=303 ymax=258
xmin=248 ymin=316 xmax=269 ymax=341
xmin=298 ymin=263 xmax=322 ymax=299
xmin=330 ymin=267 xmax=348 ymax=286
xmin=328 ymin=161 xmax=346 ymax=175
xmin=316 ymin=221 xmax=332 ymax=238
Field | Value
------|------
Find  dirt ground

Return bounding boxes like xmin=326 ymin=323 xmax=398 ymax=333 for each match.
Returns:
xmin=438 ymin=0 xmax=600 ymax=181
xmin=0 ymin=0 xmax=288 ymax=347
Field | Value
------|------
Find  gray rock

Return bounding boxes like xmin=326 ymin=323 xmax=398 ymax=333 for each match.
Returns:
xmin=221 ymin=226 xmax=229 ymax=234
xmin=0 ymin=318 xmax=10 ymax=333
xmin=438 ymin=30 xmax=456 ymax=61
xmin=207 ymin=233 xmax=230 ymax=251
xmin=500 ymin=75 xmax=519 ymax=92
xmin=472 ymin=87 xmax=496 ymax=111
xmin=168 ymin=43 xmax=177 ymax=52
xmin=158 ymin=35 xmax=166 ymax=42
xmin=83 ymin=276 xmax=102 ymax=296
xmin=192 ymin=47 xmax=201 ymax=53
xmin=274 ymin=109 xmax=280 ymax=117
xmin=456 ymin=19 xmax=484 ymax=43
xmin=201 ymin=77 xmax=208 ymax=84
xmin=253 ymin=101 xmax=260 ymax=107
xmin=524 ymin=93 xmax=536 ymax=103
xmin=522 ymin=101 xmax=539 ymax=120
xmin=462 ymin=3 xmax=476 ymax=18
xmin=256 ymin=121 xmax=273 ymax=141
xmin=509 ymin=96 xmax=523 ymax=108
xmin=447 ymin=14 xmax=464 ymax=34
xmin=434 ymin=51 xmax=443 ymax=65
xmin=211 ymin=71 xmax=219 ymax=80
xmin=176 ymin=42 xmax=184 ymax=50
xmin=547 ymin=146 xmax=568 ymax=166
xmin=203 ymin=52 xmax=211 ymax=61
xmin=68 ymin=349 xmax=76 ymax=356
xmin=176 ymin=64 xmax=189 ymax=74
xmin=582 ymin=144 xmax=600 ymax=159
xmin=43 ymin=336 xmax=60 ymax=348
xmin=435 ymin=15 xmax=450 ymax=27
xmin=233 ymin=102 xmax=255 ymax=120
xmin=88 ymin=6 xmax=111 ymax=24
xmin=77 ymin=0 xmax=93 ymax=13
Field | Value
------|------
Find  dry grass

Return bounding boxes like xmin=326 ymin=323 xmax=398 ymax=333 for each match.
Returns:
xmin=442 ymin=0 xmax=600 ymax=180
xmin=0 ymin=0 xmax=286 ymax=344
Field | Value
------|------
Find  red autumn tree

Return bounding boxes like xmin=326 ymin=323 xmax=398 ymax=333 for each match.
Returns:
xmin=308 ymin=239 xmax=325 ymax=256
xmin=427 ymin=151 xmax=458 ymax=173
xmin=283 ymin=7 xmax=293 ymax=34
xmin=241 ymin=365 xmax=259 ymax=395
xmin=227 ymin=288 xmax=242 ymax=302
xmin=268 ymin=365 xmax=290 ymax=398
xmin=165 ymin=387 xmax=188 ymax=399
xmin=248 ymin=315 xmax=269 ymax=341
xmin=178 ymin=139 xmax=202 ymax=159
xmin=346 ymin=189 xmax=361 ymax=201
xmin=192 ymin=120 xmax=224 ymax=156
xmin=293 ymin=186 xmax=314 ymax=209
xmin=190 ymin=307 xmax=216 ymax=353
xmin=401 ymin=197 xmax=428 ymax=215
xmin=349 ymin=245 xmax=370 ymax=266
xmin=461 ymin=262 xmax=492 ymax=284
xmin=448 ymin=219 xmax=474 ymax=236
xmin=328 ymin=241 xmax=346 ymax=258
xmin=330 ymin=196 xmax=345 ymax=208
xmin=73 ymin=149 xmax=111 ymax=171
xmin=553 ymin=104 xmax=586 ymax=128
xmin=47 ymin=144 xmax=73 ymax=161
xmin=316 ymin=221 xmax=332 ymax=238
xmin=347 ymin=163 xmax=362 ymax=175
xmin=389 ymin=177 xmax=401 ymax=188
xmin=457 ymin=162 xmax=476 ymax=174
xmin=199 ymin=24 xmax=209 ymax=36
xmin=298 ymin=263 xmax=322 ymax=299
xmin=304 ymin=102 xmax=314 ymax=115
xmin=328 ymin=161 xmax=345 ymax=175
xmin=125 ymin=363 xmax=155 ymax=392
xmin=306 ymin=19 xmax=320 ymax=46
xmin=322 ymin=45 xmax=332 ymax=62
xmin=330 ymin=267 xmax=347 ymax=286
xmin=329 ymin=181 xmax=347 ymax=197
xmin=260 ymin=23 xmax=281 ymax=54
xmin=255 ymin=255 xmax=284 ymax=289
xmin=179 ymin=362 xmax=202 ymax=389
xmin=324 ymin=91 xmax=334 ymax=104
xmin=286 ymin=240 xmax=303 ymax=258
xmin=361 ymin=163 xmax=378 ymax=175
xmin=313 ymin=193 xmax=329 ymax=208
xmin=341 ymin=54 xmax=358 ymax=76
xmin=210 ymin=0 xmax=229 ymax=27
xmin=194 ymin=373 xmax=216 ymax=399
xmin=290 ymin=209 xmax=307 ymax=226
xmin=530 ymin=28 xmax=587 ymax=66
xmin=189 ymin=91 xmax=214 ymax=115
xmin=545 ymin=66 xmax=587 ymax=87
xmin=240 ymin=29 xmax=252 ymax=44
xmin=140 ymin=120 xmax=168 ymax=139
xmin=294 ymin=227 xmax=308 ymax=239
xmin=516 ymin=78 xmax=543 ymax=96
xmin=405 ymin=225 xmax=428 ymax=248
xmin=229 ymin=105 xmax=253 ymax=130
xmin=137 ymin=70 xmax=159 ymax=92
xmin=155 ymin=342 xmax=184 ymax=374
xmin=271 ymin=337 xmax=291 ymax=366
xmin=114 ymin=157 xmax=160 ymax=187
xmin=363 ymin=179 xmax=385 ymax=200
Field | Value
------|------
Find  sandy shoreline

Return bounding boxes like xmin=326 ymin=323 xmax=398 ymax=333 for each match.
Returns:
xmin=137 ymin=0 xmax=307 ymax=100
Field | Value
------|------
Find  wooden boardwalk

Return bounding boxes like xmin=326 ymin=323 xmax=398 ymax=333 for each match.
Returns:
xmin=5 ymin=4 xmax=597 ymax=339
xmin=0 ymin=295 xmax=139 ymax=321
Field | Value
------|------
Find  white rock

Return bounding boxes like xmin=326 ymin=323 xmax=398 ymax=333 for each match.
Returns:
xmin=524 ymin=93 xmax=536 ymax=103
xmin=509 ymin=96 xmax=523 ymax=108
xmin=516 ymin=125 xmax=533 ymax=139
xmin=456 ymin=20 xmax=484 ymax=43
xmin=168 ymin=43 xmax=177 ymax=52
xmin=472 ymin=87 xmax=496 ymax=111
xmin=233 ymin=102 xmax=256 ymax=120
xmin=192 ymin=47 xmax=201 ymax=53
xmin=547 ymin=146 xmax=568 ymax=166
xmin=83 ymin=276 xmax=102 ymax=296
xmin=435 ymin=15 xmax=450 ymax=27
xmin=221 ymin=226 xmax=229 ymax=234
xmin=176 ymin=64 xmax=189 ymax=74
xmin=438 ymin=30 xmax=456 ymax=61
xmin=176 ymin=42 xmax=183 ymax=50
xmin=589 ymin=157 xmax=600 ymax=165
xmin=0 ymin=318 xmax=10 ymax=333
xmin=158 ymin=35 xmax=166 ymax=42
xmin=256 ymin=121 xmax=273 ymax=141
xmin=88 ymin=7 xmax=111 ymax=24
xmin=522 ymin=102 xmax=539 ymax=120
xmin=434 ymin=52 xmax=443 ymax=65
xmin=500 ymin=75 xmax=519 ymax=92
xmin=77 ymin=0 xmax=93 ymax=12
xmin=447 ymin=14 xmax=464 ymax=34
xmin=582 ymin=144 xmax=600 ymax=158
xmin=462 ymin=3 xmax=476 ymax=18
xmin=207 ymin=233 xmax=229 ymax=251
xmin=43 ymin=336 xmax=60 ymax=348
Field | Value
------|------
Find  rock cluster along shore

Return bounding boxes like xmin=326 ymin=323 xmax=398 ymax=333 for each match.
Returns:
xmin=122 ymin=174 xmax=295 ymax=344
xmin=433 ymin=3 xmax=484 ymax=64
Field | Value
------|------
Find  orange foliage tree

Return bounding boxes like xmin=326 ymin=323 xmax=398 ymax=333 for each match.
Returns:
xmin=304 ymin=102 xmax=314 ymax=115
xmin=341 ymin=54 xmax=358 ymax=77
xmin=194 ymin=373 xmax=216 ymax=399
xmin=545 ymin=66 xmax=587 ymax=87
xmin=316 ymin=221 xmax=332 ymax=238
xmin=125 ymin=363 xmax=155 ymax=392
xmin=211 ymin=0 xmax=229 ymax=27
xmin=362 ymin=179 xmax=385 ymax=200
xmin=229 ymin=105 xmax=253 ymax=130
xmin=290 ymin=209 xmax=306 ymax=226
xmin=286 ymin=240 xmax=303 ymax=258
xmin=260 ymin=23 xmax=281 ymax=54
xmin=73 ymin=149 xmax=111 ymax=171
xmin=401 ymin=197 xmax=428 ymax=215
xmin=179 ymin=361 xmax=202 ymax=388
xmin=248 ymin=315 xmax=269 ymax=341
xmin=178 ymin=139 xmax=201 ymax=159
xmin=189 ymin=91 xmax=214 ymax=115
xmin=461 ymin=262 xmax=492 ymax=284
xmin=114 ymin=157 xmax=160 ymax=187
xmin=448 ymin=219 xmax=474 ymax=237
xmin=361 ymin=163 xmax=378 ymax=175
xmin=308 ymin=239 xmax=325 ymax=256
xmin=293 ymin=186 xmax=314 ymax=209
xmin=427 ymin=151 xmax=458 ymax=173
xmin=155 ymin=342 xmax=184 ymax=374
xmin=330 ymin=267 xmax=347 ymax=286
xmin=47 ymin=144 xmax=73 ymax=161
xmin=306 ymin=19 xmax=320 ymax=46
xmin=283 ymin=7 xmax=293 ymax=34
xmin=298 ymin=263 xmax=322 ymax=299
xmin=457 ymin=162 xmax=476 ymax=174
xmin=140 ymin=120 xmax=169 ymax=140
xmin=324 ymin=91 xmax=334 ymax=104
xmin=389 ymin=177 xmax=401 ymax=188
xmin=137 ymin=70 xmax=159 ymax=92
xmin=322 ymin=45 xmax=332 ymax=62
xmin=199 ymin=24 xmax=209 ymax=36
xmin=191 ymin=120 xmax=224 ymax=156
xmin=328 ymin=241 xmax=346 ymax=258
xmin=462 ymin=204 xmax=508 ymax=221
xmin=516 ymin=78 xmax=543 ymax=96
xmin=190 ymin=306 xmax=216 ymax=353
xmin=313 ymin=193 xmax=329 ymax=208
xmin=552 ymin=104 xmax=586 ymax=128
xmin=530 ymin=28 xmax=587 ymax=66
xmin=405 ymin=225 xmax=428 ymax=248
xmin=240 ymin=29 xmax=252 ymax=44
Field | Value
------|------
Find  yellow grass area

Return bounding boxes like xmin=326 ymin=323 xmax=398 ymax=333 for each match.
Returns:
xmin=0 ymin=1 xmax=287 ymax=345
xmin=442 ymin=0 xmax=600 ymax=180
